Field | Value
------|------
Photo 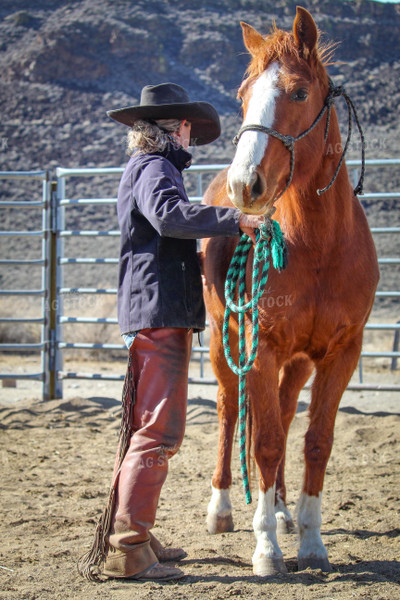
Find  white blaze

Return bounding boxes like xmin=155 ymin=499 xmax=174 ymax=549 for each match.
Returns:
xmin=228 ymin=62 xmax=281 ymax=200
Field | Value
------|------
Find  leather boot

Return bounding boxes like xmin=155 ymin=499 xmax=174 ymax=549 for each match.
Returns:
xmin=149 ymin=531 xmax=187 ymax=562
xmin=103 ymin=327 xmax=193 ymax=578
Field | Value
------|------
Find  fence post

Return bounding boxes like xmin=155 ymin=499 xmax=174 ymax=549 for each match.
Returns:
xmin=391 ymin=321 xmax=399 ymax=371
xmin=44 ymin=180 xmax=63 ymax=398
xmin=42 ymin=173 xmax=51 ymax=399
xmin=44 ymin=182 xmax=58 ymax=398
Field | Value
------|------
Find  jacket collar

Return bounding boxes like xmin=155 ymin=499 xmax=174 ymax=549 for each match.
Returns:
xmin=158 ymin=142 xmax=192 ymax=172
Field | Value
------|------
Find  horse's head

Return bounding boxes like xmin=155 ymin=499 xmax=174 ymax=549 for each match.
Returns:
xmin=227 ymin=7 xmax=333 ymax=214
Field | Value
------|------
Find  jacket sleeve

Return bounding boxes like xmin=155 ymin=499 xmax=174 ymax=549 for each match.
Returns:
xmin=133 ymin=157 xmax=241 ymax=239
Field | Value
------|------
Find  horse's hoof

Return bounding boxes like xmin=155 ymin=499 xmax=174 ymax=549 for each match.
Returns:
xmin=253 ymin=556 xmax=288 ymax=576
xmin=207 ymin=513 xmax=234 ymax=534
xmin=297 ymin=556 xmax=332 ymax=572
xmin=276 ymin=516 xmax=295 ymax=535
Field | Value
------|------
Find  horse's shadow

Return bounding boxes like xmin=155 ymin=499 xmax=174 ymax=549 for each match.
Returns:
xmin=165 ymin=526 xmax=400 ymax=586
xmin=171 ymin=556 xmax=400 ymax=586
xmin=324 ymin=527 xmax=400 ymax=540
xmin=338 ymin=405 xmax=400 ymax=417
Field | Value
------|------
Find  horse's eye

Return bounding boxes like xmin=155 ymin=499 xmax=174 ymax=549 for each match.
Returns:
xmin=291 ymin=88 xmax=308 ymax=102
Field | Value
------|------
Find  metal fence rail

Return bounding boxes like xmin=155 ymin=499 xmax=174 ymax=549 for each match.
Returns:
xmin=0 ymin=161 xmax=399 ymax=399
xmin=53 ymin=160 xmax=400 ymax=396
xmin=0 ymin=170 xmax=50 ymax=396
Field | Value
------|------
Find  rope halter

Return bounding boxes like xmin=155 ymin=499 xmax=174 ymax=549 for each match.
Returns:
xmin=232 ymin=78 xmax=365 ymax=201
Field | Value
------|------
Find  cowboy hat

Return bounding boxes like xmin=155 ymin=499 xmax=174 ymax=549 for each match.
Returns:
xmin=107 ymin=82 xmax=220 ymax=146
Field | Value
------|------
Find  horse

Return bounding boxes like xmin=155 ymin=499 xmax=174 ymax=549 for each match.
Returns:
xmin=201 ymin=6 xmax=379 ymax=576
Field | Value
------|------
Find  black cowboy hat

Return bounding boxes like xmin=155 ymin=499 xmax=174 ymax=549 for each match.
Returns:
xmin=107 ymin=82 xmax=221 ymax=146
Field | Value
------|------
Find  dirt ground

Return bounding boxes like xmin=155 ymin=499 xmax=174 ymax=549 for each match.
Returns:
xmin=0 ymin=358 xmax=399 ymax=600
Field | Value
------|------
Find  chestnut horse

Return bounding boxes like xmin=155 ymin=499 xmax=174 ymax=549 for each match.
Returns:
xmin=202 ymin=7 xmax=379 ymax=576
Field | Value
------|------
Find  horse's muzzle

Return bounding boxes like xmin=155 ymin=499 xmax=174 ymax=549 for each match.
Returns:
xmin=227 ymin=167 xmax=271 ymax=214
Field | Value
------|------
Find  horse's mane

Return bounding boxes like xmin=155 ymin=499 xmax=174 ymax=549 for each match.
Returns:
xmin=245 ymin=23 xmax=337 ymax=80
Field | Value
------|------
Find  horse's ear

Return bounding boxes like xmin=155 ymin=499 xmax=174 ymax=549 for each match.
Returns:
xmin=241 ymin=21 xmax=266 ymax=57
xmin=293 ymin=6 xmax=318 ymax=58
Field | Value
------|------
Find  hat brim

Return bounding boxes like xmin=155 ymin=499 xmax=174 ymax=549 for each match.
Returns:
xmin=107 ymin=101 xmax=220 ymax=146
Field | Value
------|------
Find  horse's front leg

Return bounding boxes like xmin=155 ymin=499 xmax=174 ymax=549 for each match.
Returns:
xmin=207 ymin=327 xmax=238 ymax=534
xmin=248 ymin=359 xmax=287 ymax=575
xmin=298 ymin=334 xmax=363 ymax=571
xmin=276 ymin=355 xmax=314 ymax=533
xmin=207 ymin=384 xmax=238 ymax=533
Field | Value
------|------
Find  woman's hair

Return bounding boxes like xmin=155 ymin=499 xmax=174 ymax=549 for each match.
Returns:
xmin=126 ymin=119 xmax=183 ymax=155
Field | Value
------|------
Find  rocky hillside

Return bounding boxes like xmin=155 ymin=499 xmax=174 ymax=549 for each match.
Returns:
xmin=0 ymin=0 xmax=399 ymax=340
xmin=0 ymin=0 xmax=399 ymax=175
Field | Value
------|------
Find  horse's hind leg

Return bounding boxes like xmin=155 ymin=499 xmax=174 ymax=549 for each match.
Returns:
xmin=276 ymin=354 xmax=314 ymax=534
xmin=207 ymin=327 xmax=238 ymax=534
xmin=298 ymin=334 xmax=363 ymax=572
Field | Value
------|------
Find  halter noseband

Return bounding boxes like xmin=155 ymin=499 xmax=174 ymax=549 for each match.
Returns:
xmin=232 ymin=78 xmax=365 ymax=200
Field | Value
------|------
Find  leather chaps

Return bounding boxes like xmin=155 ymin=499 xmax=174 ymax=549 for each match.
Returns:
xmin=103 ymin=327 xmax=193 ymax=578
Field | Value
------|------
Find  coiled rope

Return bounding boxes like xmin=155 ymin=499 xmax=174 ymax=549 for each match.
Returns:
xmin=223 ymin=217 xmax=288 ymax=504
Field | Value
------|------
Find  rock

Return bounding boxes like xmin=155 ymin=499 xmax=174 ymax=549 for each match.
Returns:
xmin=0 ymin=0 xmax=398 ymax=181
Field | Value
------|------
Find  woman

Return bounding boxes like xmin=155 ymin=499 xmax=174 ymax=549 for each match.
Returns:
xmin=78 ymin=83 xmax=264 ymax=583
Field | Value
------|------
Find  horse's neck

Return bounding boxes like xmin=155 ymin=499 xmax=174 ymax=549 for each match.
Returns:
xmin=277 ymin=161 xmax=355 ymax=254
xmin=277 ymin=105 xmax=359 ymax=252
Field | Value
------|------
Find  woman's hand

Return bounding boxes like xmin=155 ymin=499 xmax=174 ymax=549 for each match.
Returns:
xmin=238 ymin=213 xmax=266 ymax=243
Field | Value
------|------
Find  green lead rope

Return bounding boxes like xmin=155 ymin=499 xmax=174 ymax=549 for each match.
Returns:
xmin=223 ymin=217 xmax=288 ymax=504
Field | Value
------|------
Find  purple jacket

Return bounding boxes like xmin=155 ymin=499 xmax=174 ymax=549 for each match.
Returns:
xmin=116 ymin=144 xmax=241 ymax=334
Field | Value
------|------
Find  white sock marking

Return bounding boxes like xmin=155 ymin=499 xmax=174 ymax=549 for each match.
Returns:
xmin=275 ymin=495 xmax=293 ymax=525
xmin=297 ymin=492 xmax=328 ymax=560
xmin=207 ymin=484 xmax=232 ymax=518
xmin=252 ymin=486 xmax=283 ymax=562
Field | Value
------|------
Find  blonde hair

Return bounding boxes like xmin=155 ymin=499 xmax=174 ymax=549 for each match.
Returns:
xmin=126 ymin=119 xmax=183 ymax=155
